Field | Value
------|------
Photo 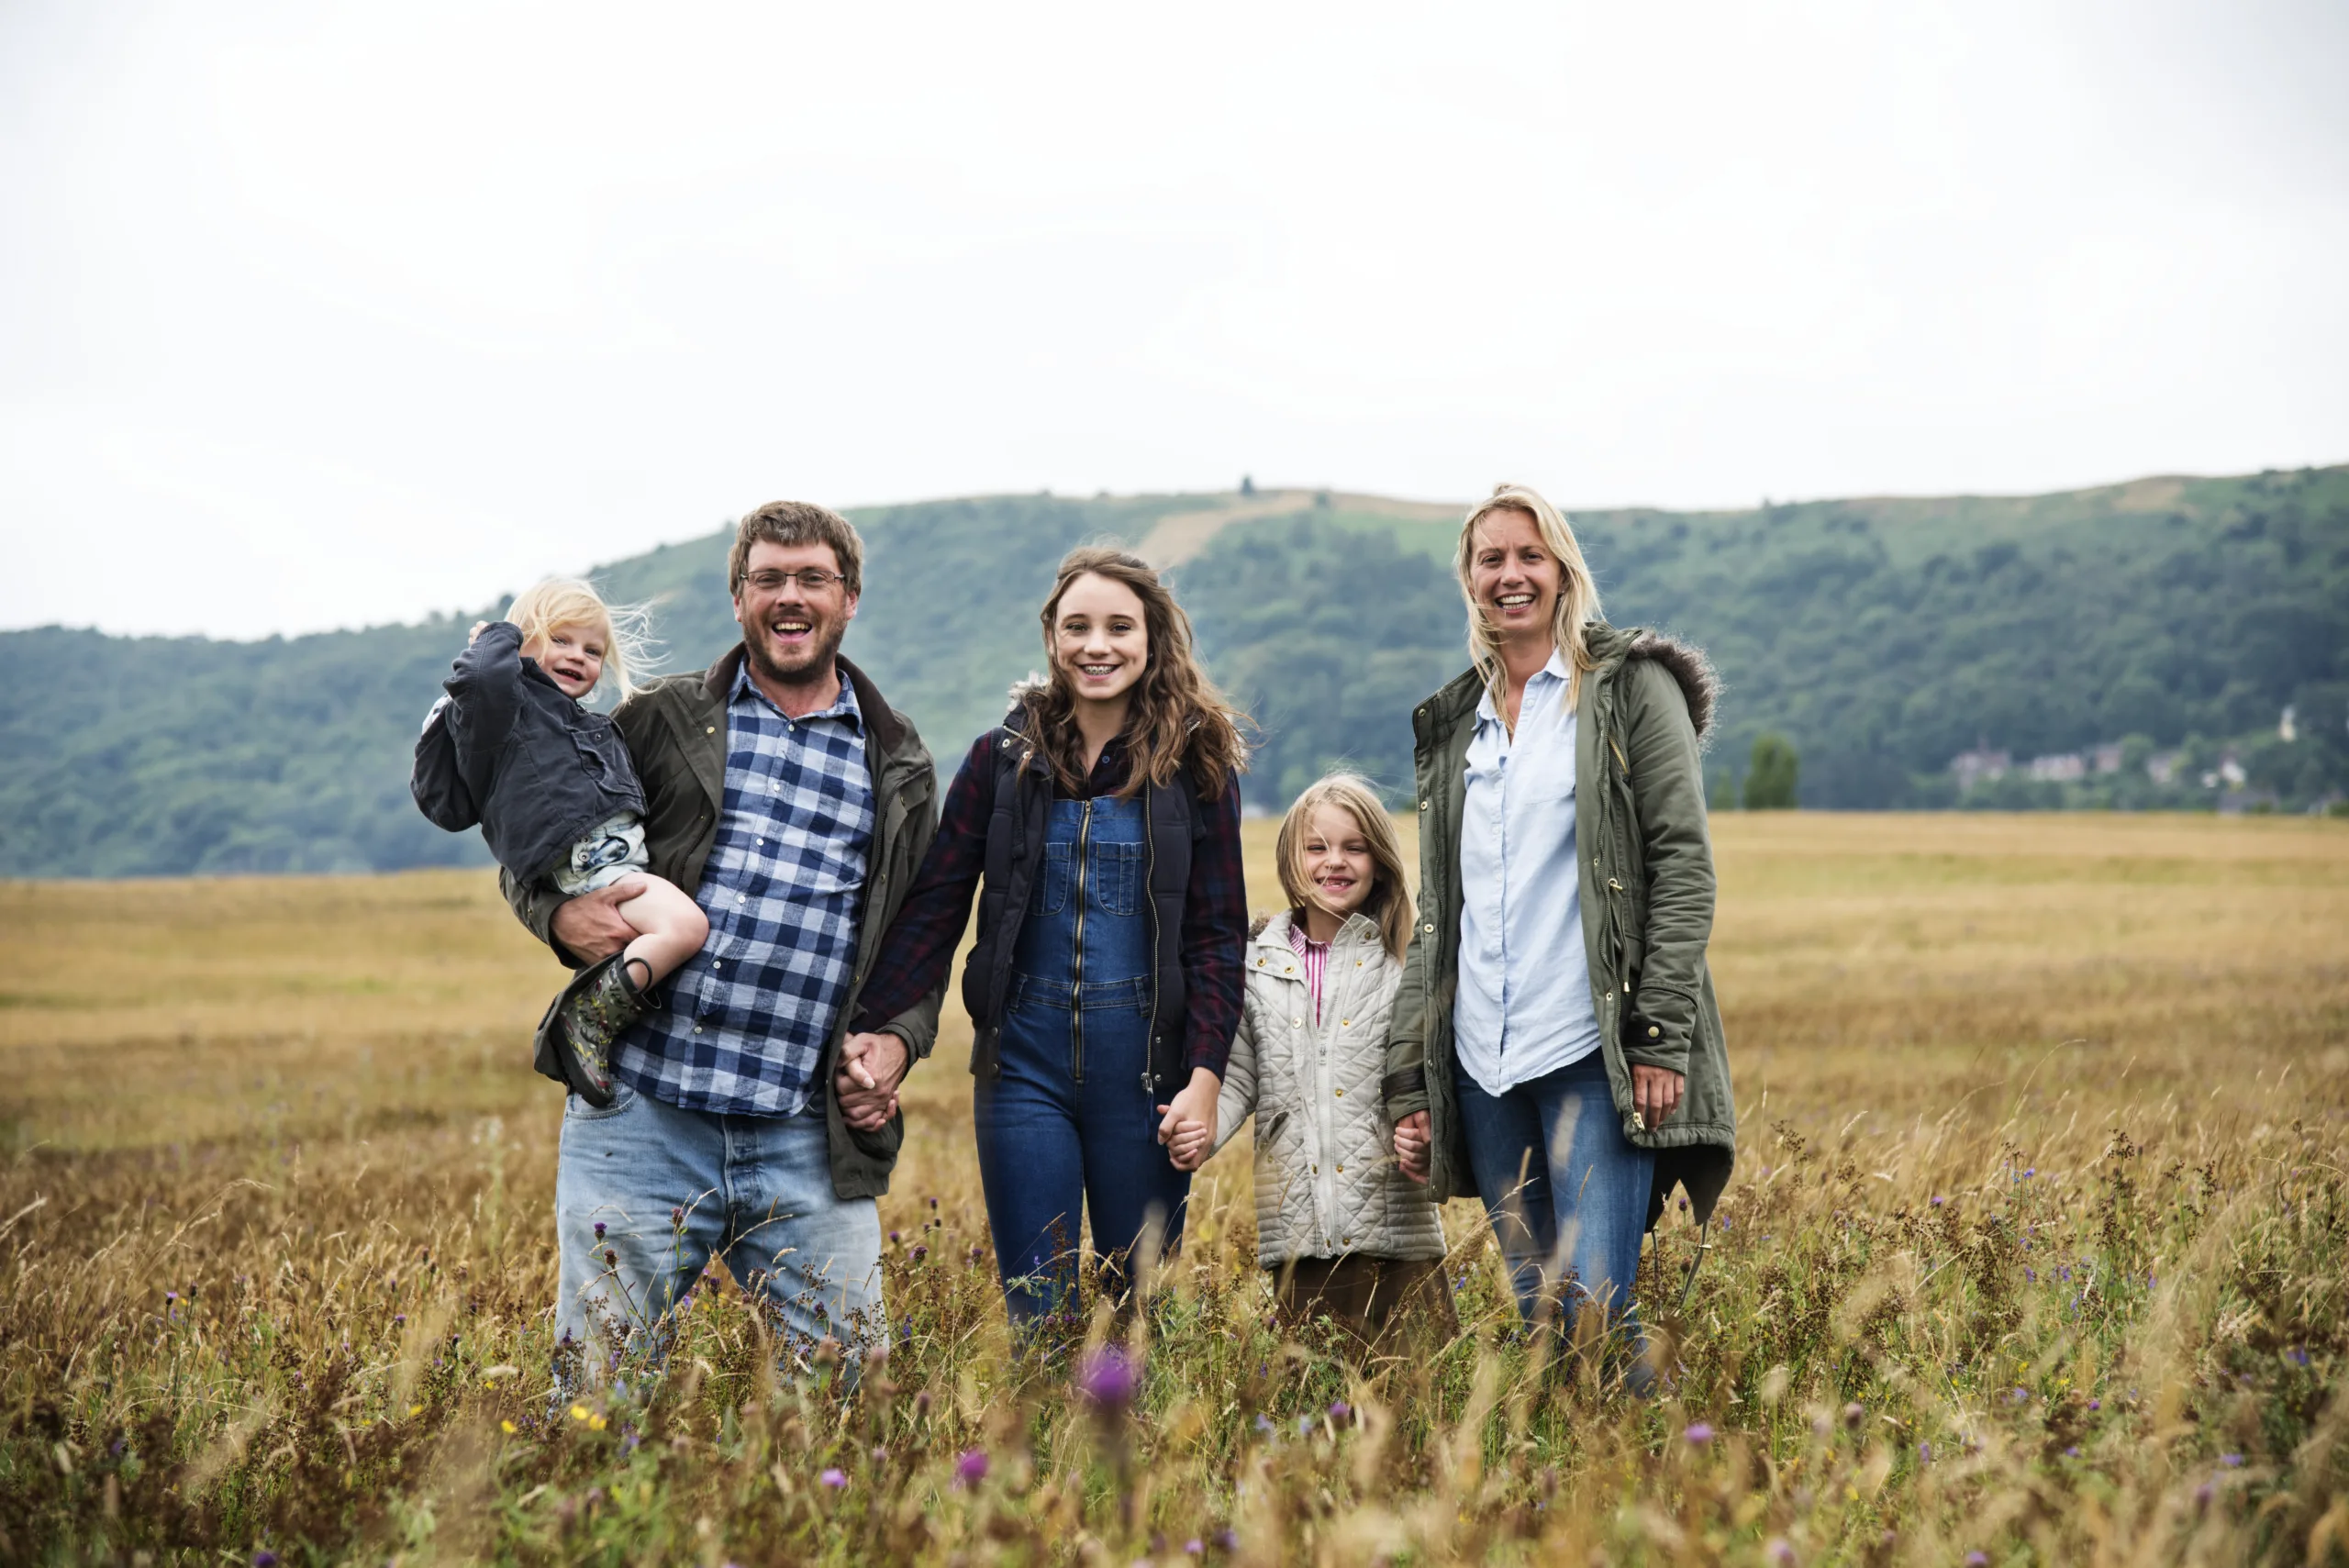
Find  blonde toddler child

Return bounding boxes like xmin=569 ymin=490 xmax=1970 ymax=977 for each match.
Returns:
xmin=411 ymin=578 xmax=707 ymax=1105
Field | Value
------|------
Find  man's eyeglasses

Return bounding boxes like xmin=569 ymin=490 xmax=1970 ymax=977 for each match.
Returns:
xmin=742 ymin=569 xmax=848 ymax=595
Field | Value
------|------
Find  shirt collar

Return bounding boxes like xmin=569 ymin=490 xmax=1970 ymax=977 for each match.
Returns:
xmin=1473 ymin=647 xmax=1574 ymax=724
xmin=730 ymin=661 xmax=863 ymax=731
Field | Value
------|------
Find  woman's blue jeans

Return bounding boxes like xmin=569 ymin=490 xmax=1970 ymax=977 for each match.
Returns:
xmin=1455 ymin=1051 xmax=1653 ymax=1347
xmin=973 ymin=795 xmax=1190 ymax=1327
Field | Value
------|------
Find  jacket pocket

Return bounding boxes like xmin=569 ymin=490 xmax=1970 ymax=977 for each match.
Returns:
xmin=1094 ymin=840 xmax=1145 ymax=916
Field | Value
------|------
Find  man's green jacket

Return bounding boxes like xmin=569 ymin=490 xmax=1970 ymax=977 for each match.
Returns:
xmin=1382 ymin=623 xmax=1736 ymax=1227
xmin=502 ymin=647 xmax=942 ymax=1202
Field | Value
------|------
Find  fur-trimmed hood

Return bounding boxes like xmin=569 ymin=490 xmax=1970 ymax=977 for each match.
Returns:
xmin=1590 ymin=624 xmax=1720 ymax=746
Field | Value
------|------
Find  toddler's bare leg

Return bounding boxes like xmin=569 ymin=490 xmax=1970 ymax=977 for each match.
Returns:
xmin=613 ymin=876 xmax=709 ymax=987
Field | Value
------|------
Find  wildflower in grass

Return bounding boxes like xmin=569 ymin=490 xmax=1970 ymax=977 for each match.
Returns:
xmin=670 ymin=1206 xmax=684 ymax=1227
xmin=2220 ymin=1452 xmax=2243 ymax=1467
xmin=501 ymin=1420 xmax=518 ymax=1434
xmin=254 ymin=1552 xmax=278 ymax=1567
xmin=1077 ymin=1345 xmax=1137 ymax=1414
xmin=1329 ymin=1400 xmax=1352 ymax=1425
xmin=1932 ymin=1195 xmax=1944 ymax=1207
xmin=2288 ymin=1347 xmax=2310 ymax=1367
xmin=1767 ymin=1539 xmax=1795 ymax=1565
xmin=1186 ymin=1540 xmax=1204 ymax=1556
xmin=593 ymin=1221 xmax=607 ymax=1240
xmin=1842 ymin=1402 xmax=1865 ymax=1429
xmin=571 ymin=1404 xmax=591 ymax=1422
xmin=603 ymin=1249 xmax=618 ymax=1268
xmin=820 ymin=1467 xmax=848 ymax=1489
xmin=1918 ymin=1442 xmax=1933 ymax=1463
xmin=2196 ymin=1483 xmax=2214 ymax=1510
xmin=1684 ymin=1422 xmax=1715 ymax=1446
xmin=889 ymin=1230 xmax=901 ymax=1243
xmin=1254 ymin=1414 xmax=1275 ymax=1437
xmin=1966 ymin=1554 xmax=1987 ymax=1566
xmin=2087 ymin=1399 xmax=2100 ymax=1410
xmin=954 ymin=1449 xmax=989 ymax=1487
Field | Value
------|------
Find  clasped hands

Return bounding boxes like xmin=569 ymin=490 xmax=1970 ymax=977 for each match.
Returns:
xmin=1389 ymin=1064 xmax=1686 ymax=1184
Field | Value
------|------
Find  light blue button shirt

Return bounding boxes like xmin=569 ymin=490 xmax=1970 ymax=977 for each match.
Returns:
xmin=1452 ymin=648 xmax=1605 ymax=1097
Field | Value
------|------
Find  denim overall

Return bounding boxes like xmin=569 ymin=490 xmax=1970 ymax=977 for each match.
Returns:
xmin=972 ymin=795 xmax=1191 ymax=1324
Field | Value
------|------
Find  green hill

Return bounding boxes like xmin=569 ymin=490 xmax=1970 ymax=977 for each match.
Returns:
xmin=4 ymin=467 xmax=2343 ymax=876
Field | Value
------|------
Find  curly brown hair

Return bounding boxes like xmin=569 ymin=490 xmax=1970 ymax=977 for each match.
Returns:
xmin=1017 ymin=546 xmax=1249 ymax=801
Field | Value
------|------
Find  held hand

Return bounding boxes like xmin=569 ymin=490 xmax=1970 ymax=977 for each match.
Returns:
xmin=468 ymin=619 xmax=491 ymax=644
xmin=1155 ymin=1067 xmax=1220 ymax=1172
xmin=1393 ymin=1109 xmax=1431 ymax=1184
xmin=1163 ymin=1118 xmax=1211 ymax=1171
xmin=549 ymin=876 xmax=648 ymax=963
xmin=1631 ymin=1064 xmax=1685 ymax=1130
xmin=836 ymin=1031 xmax=909 ymax=1132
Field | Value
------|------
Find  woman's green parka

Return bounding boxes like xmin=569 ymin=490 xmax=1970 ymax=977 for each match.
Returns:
xmin=1380 ymin=623 xmax=1736 ymax=1228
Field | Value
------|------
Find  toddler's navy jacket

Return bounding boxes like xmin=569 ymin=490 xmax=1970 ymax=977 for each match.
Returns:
xmin=410 ymin=620 xmax=646 ymax=884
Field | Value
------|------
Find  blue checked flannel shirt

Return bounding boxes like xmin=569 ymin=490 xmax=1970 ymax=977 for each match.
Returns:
xmin=611 ymin=662 xmax=874 ymax=1117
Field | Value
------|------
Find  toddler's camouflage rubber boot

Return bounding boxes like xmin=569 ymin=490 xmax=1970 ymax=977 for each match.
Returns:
xmin=536 ymin=955 xmax=651 ymax=1108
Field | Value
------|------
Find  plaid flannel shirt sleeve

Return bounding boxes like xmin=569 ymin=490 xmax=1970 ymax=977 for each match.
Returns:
xmin=850 ymin=732 xmax=994 ymax=1034
xmin=1180 ymin=775 xmax=1249 ymax=1080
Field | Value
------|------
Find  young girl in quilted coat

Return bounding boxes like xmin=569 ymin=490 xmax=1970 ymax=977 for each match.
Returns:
xmin=1194 ymin=773 xmax=1457 ymax=1352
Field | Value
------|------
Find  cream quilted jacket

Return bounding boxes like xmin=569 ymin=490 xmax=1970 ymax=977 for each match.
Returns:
xmin=1213 ymin=910 xmax=1449 ymax=1267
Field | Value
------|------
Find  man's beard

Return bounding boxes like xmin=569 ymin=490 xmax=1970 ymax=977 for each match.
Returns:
xmin=744 ymin=617 xmax=848 ymax=688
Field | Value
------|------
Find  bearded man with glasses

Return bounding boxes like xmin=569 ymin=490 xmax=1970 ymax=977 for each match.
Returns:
xmin=501 ymin=500 xmax=941 ymax=1383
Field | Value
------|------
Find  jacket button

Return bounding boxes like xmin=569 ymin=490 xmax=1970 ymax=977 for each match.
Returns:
xmin=1333 ymin=1088 xmax=1344 ymax=1097
xmin=706 ymin=725 xmax=716 ymax=734
xmin=1649 ymin=1025 xmax=1662 ymax=1038
xmin=1423 ymin=923 xmax=1435 ymax=933
xmin=1419 ymin=799 xmax=1428 ymax=811
xmin=1335 ymin=1164 xmax=1343 ymax=1173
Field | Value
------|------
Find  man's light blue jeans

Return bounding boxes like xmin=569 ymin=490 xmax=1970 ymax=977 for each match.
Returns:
xmin=553 ymin=1084 xmax=883 ymax=1379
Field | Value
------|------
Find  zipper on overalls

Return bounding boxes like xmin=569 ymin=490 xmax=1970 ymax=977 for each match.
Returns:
xmin=1141 ymin=795 xmax=1160 ymax=1098
xmin=1071 ymin=798 xmax=1094 ymax=1084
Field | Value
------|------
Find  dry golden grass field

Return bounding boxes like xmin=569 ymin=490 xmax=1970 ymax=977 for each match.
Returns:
xmin=3 ymin=813 xmax=2345 ymax=1566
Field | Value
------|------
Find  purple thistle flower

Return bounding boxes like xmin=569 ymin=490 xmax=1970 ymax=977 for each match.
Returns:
xmin=820 ymin=1467 xmax=848 ymax=1489
xmin=1966 ymin=1554 xmax=1988 ymax=1567
xmin=1186 ymin=1540 xmax=1204 ymax=1557
xmin=1932 ymin=1195 xmax=1944 ymax=1207
xmin=889 ymin=1230 xmax=901 ymax=1243
xmin=603 ymin=1249 xmax=618 ymax=1268
xmin=1683 ymin=1422 xmax=1715 ymax=1446
xmin=1767 ymin=1539 xmax=1795 ymax=1565
xmin=2087 ymin=1399 xmax=2100 ymax=1410
xmin=593 ymin=1221 xmax=606 ymax=1240
xmin=2221 ymin=1452 xmax=2243 ymax=1468
xmin=1329 ymin=1400 xmax=1352 ymax=1424
xmin=254 ymin=1553 xmax=279 ymax=1568
xmin=1077 ymin=1345 xmax=1137 ymax=1411
xmin=2065 ymin=1445 xmax=2079 ymax=1458
xmin=671 ymin=1206 xmax=684 ymax=1228
xmin=954 ymin=1449 xmax=989 ymax=1486
xmin=1218 ymin=1529 xmax=1240 ymax=1551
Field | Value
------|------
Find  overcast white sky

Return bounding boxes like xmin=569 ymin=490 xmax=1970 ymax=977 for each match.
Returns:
xmin=4 ymin=0 xmax=2343 ymax=639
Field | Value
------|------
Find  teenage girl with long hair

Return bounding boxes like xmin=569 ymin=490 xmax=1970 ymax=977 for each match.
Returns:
xmin=843 ymin=546 xmax=1249 ymax=1326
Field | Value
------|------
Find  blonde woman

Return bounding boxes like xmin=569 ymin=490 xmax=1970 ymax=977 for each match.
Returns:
xmin=413 ymin=578 xmax=707 ymax=1106
xmin=846 ymin=547 xmax=1250 ymax=1329
xmin=1202 ymin=773 xmax=1457 ymax=1354
xmin=1384 ymin=484 xmax=1735 ymax=1378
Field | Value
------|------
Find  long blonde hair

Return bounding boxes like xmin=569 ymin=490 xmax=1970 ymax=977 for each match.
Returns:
xmin=1276 ymin=773 xmax=1412 ymax=961
xmin=505 ymin=577 xmax=660 ymax=700
xmin=1019 ymin=546 xmax=1249 ymax=801
xmin=1454 ymin=483 xmax=1604 ymax=706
